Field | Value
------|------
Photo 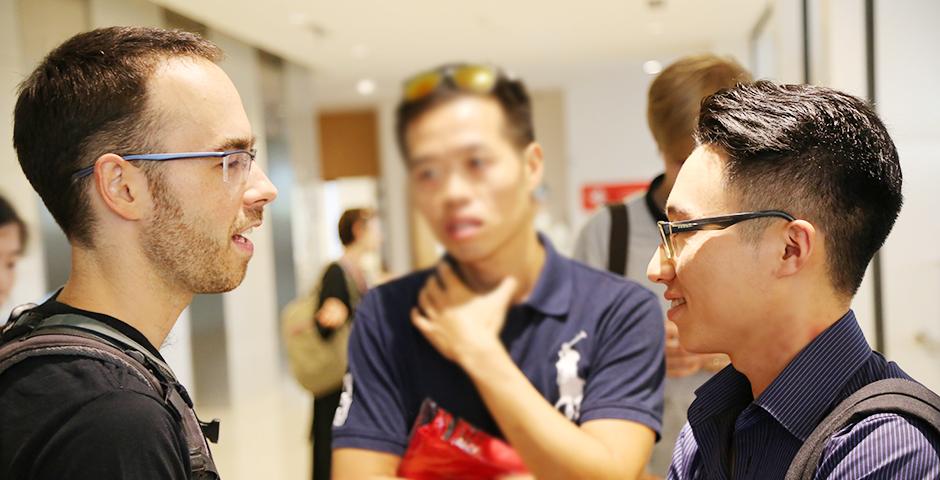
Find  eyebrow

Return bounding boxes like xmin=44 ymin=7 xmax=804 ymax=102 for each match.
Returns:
xmin=212 ymin=135 xmax=256 ymax=152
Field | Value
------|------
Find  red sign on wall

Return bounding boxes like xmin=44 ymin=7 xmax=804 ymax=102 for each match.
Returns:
xmin=581 ymin=181 xmax=650 ymax=211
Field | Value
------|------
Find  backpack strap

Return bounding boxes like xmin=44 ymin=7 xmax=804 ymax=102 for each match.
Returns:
xmin=606 ymin=202 xmax=630 ymax=276
xmin=0 ymin=330 xmax=164 ymax=392
xmin=341 ymin=263 xmax=363 ymax=312
xmin=785 ymin=378 xmax=940 ymax=480
xmin=0 ymin=307 xmax=220 ymax=479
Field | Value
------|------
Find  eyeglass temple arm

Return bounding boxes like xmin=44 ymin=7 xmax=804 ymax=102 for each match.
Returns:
xmin=670 ymin=211 xmax=795 ymax=233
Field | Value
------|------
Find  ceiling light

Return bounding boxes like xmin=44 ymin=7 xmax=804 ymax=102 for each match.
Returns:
xmin=357 ymin=79 xmax=376 ymax=96
xmin=643 ymin=60 xmax=663 ymax=75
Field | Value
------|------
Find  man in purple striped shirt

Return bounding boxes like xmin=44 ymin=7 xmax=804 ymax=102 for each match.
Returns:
xmin=647 ymin=80 xmax=940 ymax=479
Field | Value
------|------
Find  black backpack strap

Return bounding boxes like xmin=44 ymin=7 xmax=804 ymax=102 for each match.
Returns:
xmin=0 ymin=329 xmax=165 ymax=394
xmin=0 ymin=308 xmax=221 ymax=479
xmin=785 ymin=378 xmax=940 ymax=480
xmin=606 ymin=203 xmax=629 ymax=276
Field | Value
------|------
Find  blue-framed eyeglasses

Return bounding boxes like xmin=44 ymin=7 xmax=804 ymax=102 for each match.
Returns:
xmin=70 ymin=149 xmax=257 ymax=184
xmin=656 ymin=210 xmax=796 ymax=259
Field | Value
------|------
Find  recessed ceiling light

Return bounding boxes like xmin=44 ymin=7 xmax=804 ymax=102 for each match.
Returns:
xmin=643 ymin=60 xmax=663 ymax=75
xmin=357 ymin=79 xmax=376 ymax=96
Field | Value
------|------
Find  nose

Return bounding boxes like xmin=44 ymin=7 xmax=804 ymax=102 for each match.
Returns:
xmin=647 ymin=244 xmax=675 ymax=286
xmin=244 ymin=165 xmax=278 ymax=208
xmin=441 ymin=171 xmax=473 ymax=206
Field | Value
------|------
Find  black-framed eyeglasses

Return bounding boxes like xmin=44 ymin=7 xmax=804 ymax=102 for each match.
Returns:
xmin=656 ymin=210 xmax=796 ymax=259
xmin=70 ymin=149 xmax=257 ymax=185
xmin=402 ymin=64 xmax=512 ymax=102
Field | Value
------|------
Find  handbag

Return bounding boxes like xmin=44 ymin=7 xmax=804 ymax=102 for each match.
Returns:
xmin=281 ymin=263 xmax=358 ymax=397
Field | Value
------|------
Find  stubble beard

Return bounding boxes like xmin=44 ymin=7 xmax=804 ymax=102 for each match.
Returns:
xmin=141 ymin=179 xmax=248 ymax=294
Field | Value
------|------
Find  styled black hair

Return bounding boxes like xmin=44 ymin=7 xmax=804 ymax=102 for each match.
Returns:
xmin=697 ymin=80 xmax=903 ymax=296
xmin=13 ymin=26 xmax=222 ymax=247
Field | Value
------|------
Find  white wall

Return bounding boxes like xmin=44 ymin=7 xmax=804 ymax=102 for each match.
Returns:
xmin=377 ymin=98 xmax=414 ymax=274
xmin=89 ymin=0 xmax=162 ymax=27
xmin=770 ymin=0 xmax=806 ymax=83
xmin=285 ymin=62 xmax=325 ymax=295
xmin=876 ymin=0 xmax=940 ymax=391
xmin=563 ymin=61 xmax=662 ymax=234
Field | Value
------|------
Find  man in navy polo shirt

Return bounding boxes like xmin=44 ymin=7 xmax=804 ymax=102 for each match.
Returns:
xmin=647 ymin=81 xmax=940 ymax=479
xmin=332 ymin=64 xmax=665 ymax=479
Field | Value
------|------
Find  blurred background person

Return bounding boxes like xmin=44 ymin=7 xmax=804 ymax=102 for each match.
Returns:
xmin=332 ymin=63 xmax=665 ymax=479
xmin=310 ymin=207 xmax=382 ymax=480
xmin=573 ymin=54 xmax=751 ymax=478
xmin=0 ymin=194 xmax=27 ymax=311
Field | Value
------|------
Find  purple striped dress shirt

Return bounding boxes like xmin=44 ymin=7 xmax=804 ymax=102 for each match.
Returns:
xmin=668 ymin=311 xmax=940 ymax=479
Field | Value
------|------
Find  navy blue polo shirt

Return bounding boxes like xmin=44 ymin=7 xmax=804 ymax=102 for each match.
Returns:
xmin=332 ymin=234 xmax=665 ymax=456
xmin=669 ymin=310 xmax=940 ymax=479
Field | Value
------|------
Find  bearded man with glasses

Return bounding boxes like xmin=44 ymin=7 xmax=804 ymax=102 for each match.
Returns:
xmin=0 ymin=27 xmax=277 ymax=479
xmin=648 ymin=81 xmax=940 ymax=479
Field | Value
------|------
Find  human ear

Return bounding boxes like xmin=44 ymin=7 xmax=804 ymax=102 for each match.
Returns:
xmin=91 ymin=154 xmax=150 ymax=221
xmin=522 ymin=142 xmax=544 ymax=192
xmin=777 ymin=219 xmax=816 ymax=278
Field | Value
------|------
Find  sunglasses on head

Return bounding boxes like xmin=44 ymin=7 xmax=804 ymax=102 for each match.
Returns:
xmin=402 ymin=64 xmax=503 ymax=102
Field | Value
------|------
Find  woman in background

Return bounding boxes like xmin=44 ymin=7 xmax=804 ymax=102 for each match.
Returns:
xmin=0 ymin=194 xmax=26 ymax=311
xmin=312 ymin=207 xmax=383 ymax=480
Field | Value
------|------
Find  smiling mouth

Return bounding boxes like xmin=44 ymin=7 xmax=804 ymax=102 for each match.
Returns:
xmin=670 ymin=298 xmax=686 ymax=308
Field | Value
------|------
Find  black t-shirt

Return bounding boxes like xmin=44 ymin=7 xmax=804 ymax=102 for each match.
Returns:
xmin=0 ymin=297 xmax=190 ymax=479
xmin=318 ymin=262 xmax=352 ymax=313
xmin=316 ymin=262 xmax=353 ymax=340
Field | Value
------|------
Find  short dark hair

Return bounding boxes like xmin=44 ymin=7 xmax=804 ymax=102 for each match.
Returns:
xmin=696 ymin=80 xmax=903 ymax=296
xmin=338 ymin=208 xmax=375 ymax=247
xmin=395 ymin=64 xmax=534 ymax=159
xmin=0 ymin=194 xmax=27 ymax=249
xmin=13 ymin=26 xmax=222 ymax=247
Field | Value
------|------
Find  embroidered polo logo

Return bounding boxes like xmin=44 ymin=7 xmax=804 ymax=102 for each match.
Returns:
xmin=554 ymin=330 xmax=588 ymax=421
xmin=333 ymin=373 xmax=354 ymax=427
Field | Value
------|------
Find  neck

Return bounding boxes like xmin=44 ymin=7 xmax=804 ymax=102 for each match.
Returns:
xmin=457 ymin=225 xmax=545 ymax=303
xmin=730 ymin=295 xmax=850 ymax=399
xmin=57 ymin=246 xmax=192 ymax=350
xmin=343 ymin=243 xmax=366 ymax=264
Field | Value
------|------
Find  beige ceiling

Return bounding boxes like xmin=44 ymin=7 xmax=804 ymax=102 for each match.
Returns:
xmin=150 ymin=0 xmax=769 ymax=103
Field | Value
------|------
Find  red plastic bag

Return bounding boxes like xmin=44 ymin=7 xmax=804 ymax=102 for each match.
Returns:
xmin=397 ymin=399 xmax=530 ymax=479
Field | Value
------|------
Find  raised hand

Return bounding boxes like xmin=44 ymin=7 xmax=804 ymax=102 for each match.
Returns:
xmin=411 ymin=262 xmax=519 ymax=365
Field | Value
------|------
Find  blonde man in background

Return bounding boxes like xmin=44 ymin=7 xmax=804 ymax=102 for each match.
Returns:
xmin=573 ymin=54 xmax=751 ymax=477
